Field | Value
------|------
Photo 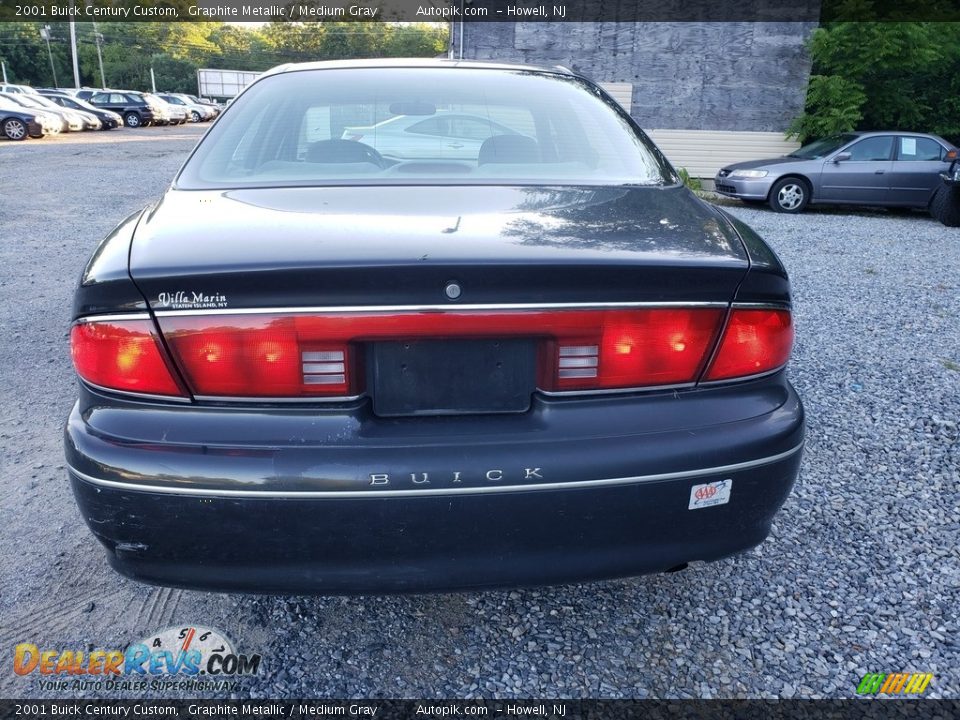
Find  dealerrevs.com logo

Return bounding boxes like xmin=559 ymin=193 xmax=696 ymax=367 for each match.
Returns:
xmin=14 ymin=625 xmax=262 ymax=692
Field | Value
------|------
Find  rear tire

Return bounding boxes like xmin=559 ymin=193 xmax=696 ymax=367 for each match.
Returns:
xmin=190 ymin=111 xmax=201 ymax=123
xmin=768 ymin=178 xmax=810 ymax=213
xmin=2 ymin=117 xmax=27 ymax=141
xmin=929 ymin=185 xmax=960 ymax=227
xmin=124 ymin=112 xmax=141 ymax=128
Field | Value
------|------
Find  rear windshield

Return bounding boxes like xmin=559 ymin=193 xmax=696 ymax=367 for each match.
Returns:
xmin=177 ymin=67 xmax=672 ymax=188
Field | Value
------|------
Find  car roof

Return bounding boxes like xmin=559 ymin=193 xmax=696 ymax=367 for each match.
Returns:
xmin=847 ymin=130 xmax=946 ymax=139
xmin=262 ymin=58 xmax=577 ymax=78
xmin=842 ymin=130 xmax=955 ymax=147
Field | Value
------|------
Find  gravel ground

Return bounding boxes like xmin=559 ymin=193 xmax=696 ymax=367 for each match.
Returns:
xmin=0 ymin=127 xmax=957 ymax=700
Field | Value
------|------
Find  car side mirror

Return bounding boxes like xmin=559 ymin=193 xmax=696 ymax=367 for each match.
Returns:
xmin=833 ymin=152 xmax=851 ymax=163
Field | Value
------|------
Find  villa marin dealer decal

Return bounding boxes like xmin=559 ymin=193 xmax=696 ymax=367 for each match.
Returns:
xmin=13 ymin=625 xmax=261 ymax=692
xmin=156 ymin=291 xmax=228 ymax=310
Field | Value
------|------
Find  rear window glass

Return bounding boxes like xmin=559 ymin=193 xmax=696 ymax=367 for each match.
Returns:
xmin=177 ymin=67 xmax=672 ymax=188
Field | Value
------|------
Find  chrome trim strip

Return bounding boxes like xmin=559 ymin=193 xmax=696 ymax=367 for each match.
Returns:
xmin=81 ymin=380 xmax=192 ymax=404
xmin=193 ymin=393 xmax=364 ymax=404
xmin=698 ymin=364 xmax=788 ymax=387
xmin=731 ymin=302 xmax=791 ymax=310
xmin=74 ymin=313 xmax=152 ymax=323
xmin=540 ymin=381 xmax=696 ymax=397
xmin=67 ymin=443 xmax=803 ymax=499
xmin=154 ymin=301 xmax=730 ymax=318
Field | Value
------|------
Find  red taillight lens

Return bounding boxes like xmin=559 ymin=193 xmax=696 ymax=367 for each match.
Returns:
xmin=70 ymin=319 xmax=186 ymax=397
xmin=552 ymin=308 xmax=724 ymax=390
xmin=165 ymin=320 xmax=345 ymax=397
xmin=72 ymin=308 xmax=792 ymax=401
xmin=704 ymin=309 xmax=793 ymax=381
xmin=157 ymin=309 xmax=725 ymax=397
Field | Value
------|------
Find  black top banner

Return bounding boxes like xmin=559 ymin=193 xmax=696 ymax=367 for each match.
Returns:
xmin=1 ymin=0 xmax=960 ymax=23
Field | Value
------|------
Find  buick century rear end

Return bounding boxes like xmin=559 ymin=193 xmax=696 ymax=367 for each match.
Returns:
xmin=66 ymin=60 xmax=804 ymax=593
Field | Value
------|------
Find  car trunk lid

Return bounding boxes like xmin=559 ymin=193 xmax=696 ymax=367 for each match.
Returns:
xmin=130 ymin=184 xmax=748 ymax=309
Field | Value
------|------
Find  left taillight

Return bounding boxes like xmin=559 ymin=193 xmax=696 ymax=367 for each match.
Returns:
xmin=70 ymin=319 xmax=187 ymax=398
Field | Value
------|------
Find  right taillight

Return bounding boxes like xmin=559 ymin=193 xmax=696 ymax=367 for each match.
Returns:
xmin=703 ymin=308 xmax=793 ymax=381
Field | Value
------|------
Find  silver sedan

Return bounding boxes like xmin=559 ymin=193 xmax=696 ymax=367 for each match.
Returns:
xmin=715 ymin=131 xmax=957 ymax=213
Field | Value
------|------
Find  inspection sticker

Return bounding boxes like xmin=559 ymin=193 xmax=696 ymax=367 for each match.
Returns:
xmin=688 ymin=479 xmax=732 ymax=510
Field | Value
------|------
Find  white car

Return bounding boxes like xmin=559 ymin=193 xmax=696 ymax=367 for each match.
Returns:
xmin=0 ymin=83 xmax=34 ymax=95
xmin=23 ymin=92 xmax=100 ymax=130
xmin=158 ymin=93 xmax=215 ymax=122
xmin=340 ymin=110 xmax=531 ymax=161
xmin=143 ymin=93 xmax=187 ymax=125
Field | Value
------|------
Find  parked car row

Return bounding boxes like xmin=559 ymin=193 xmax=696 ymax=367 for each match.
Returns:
xmin=0 ymin=82 xmax=221 ymax=140
xmin=74 ymin=87 xmax=220 ymax=128
xmin=715 ymin=131 xmax=959 ymax=224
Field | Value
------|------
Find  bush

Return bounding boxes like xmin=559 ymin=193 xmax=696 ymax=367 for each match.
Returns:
xmin=677 ymin=167 xmax=702 ymax=192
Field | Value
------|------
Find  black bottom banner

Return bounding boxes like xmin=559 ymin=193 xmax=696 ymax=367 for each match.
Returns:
xmin=2 ymin=700 xmax=960 ymax=720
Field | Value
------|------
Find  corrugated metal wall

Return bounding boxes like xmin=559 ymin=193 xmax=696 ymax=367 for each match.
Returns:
xmin=646 ymin=129 xmax=801 ymax=179
xmin=600 ymin=82 xmax=633 ymax=111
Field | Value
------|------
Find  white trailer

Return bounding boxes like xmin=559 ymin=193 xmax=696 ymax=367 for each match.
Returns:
xmin=196 ymin=68 xmax=259 ymax=100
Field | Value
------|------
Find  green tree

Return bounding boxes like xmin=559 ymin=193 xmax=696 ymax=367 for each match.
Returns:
xmin=1 ymin=21 xmax=448 ymax=93
xmin=0 ymin=22 xmax=59 ymax=85
xmin=791 ymin=22 xmax=960 ymax=144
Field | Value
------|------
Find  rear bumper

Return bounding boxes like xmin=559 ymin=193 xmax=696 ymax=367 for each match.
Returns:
xmin=66 ymin=375 xmax=804 ymax=593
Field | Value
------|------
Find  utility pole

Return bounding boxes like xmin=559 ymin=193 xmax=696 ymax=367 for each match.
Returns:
xmin=69 ymin=23 xmax=80 ymax=87
xmin=69 ymin=0 xmax=80 ymax=88
xmin=150 ymin=66 xmax=156 ymax=93
xmin=1 ymin=60 xmax=8 ymax=84
xmin=39 ymin=26 xmax=58 ymax=88
xmin=93 ymin=23 xmax=106 ymax=88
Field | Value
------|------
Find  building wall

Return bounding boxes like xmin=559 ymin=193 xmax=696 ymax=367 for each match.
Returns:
xmin=458 ymin=22 xmax=818 ymax=134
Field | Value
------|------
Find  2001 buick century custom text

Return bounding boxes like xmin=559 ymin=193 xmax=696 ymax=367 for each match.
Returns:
xmin=66 ymin=59 xmax=804 ymax=593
